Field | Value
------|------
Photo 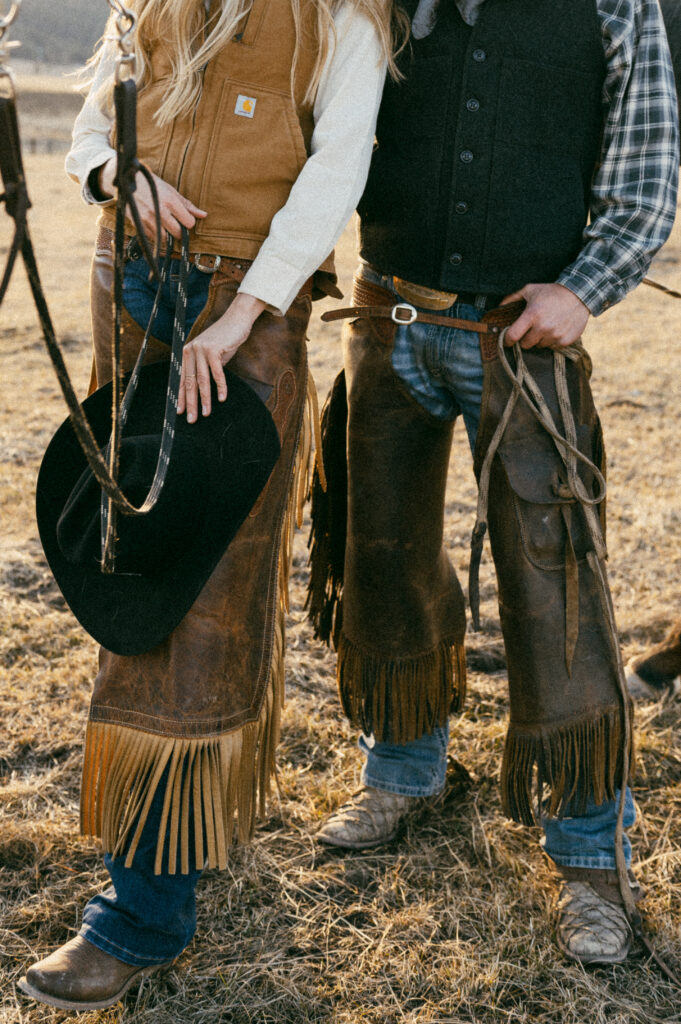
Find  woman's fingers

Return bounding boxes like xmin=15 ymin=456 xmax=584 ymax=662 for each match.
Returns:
xmin=178 ymin=348 xmax=197 ymax=420
xmin=178 ymin=298 xmax=263 ymax=422
xmin=208 ymin=352 xmax=229 ymax=404
xmin=179 ymin=194 xmax=207 ymax=219
xmin=130 ymin=170 xmax=207 ymax=240
xmin=179 ymin=344 xmax=229 ymax=423
xmin=179 ymin=344 xmax=213 ymax=423
xmin=195 ymin=351 xmax=213 ymax=419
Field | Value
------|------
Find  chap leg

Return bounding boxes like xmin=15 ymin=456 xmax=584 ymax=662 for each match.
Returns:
xmin=338 ymin=300 xmax=466 ymax=745
xmin=475 ymin=342 xmax=630 ymax=825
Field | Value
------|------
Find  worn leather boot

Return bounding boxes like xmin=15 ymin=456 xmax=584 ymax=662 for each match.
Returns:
xmin=316 ymin=787 xmax=419 ymax=848
xmin=555 ymin=866 xmax=640 ymax=965
xmin=18 ymin=935 xmax=173 ymax=1011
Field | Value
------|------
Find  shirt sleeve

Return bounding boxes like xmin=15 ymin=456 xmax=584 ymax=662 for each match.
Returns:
xmin=238 ymin=5 xmax=387 ymax=314
xmin=556 ymin=0 xmax=679 ymax=315
xmin=64 ymin=42 xmax=117 ymax=206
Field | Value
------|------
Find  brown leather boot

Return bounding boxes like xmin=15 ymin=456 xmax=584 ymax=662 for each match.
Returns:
xmin=18 ymin=935 xmax=173 ymax=1010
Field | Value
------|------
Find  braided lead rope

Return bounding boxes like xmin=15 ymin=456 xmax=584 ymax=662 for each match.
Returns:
xmin=100 ymin=229 xmax=189 ymax=571
xmin=100 ymin=236 xmax=166 ymax=565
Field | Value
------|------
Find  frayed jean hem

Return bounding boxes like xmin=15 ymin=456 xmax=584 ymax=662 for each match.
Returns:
xmin=79 ymin=923 xmax=184 ymax=968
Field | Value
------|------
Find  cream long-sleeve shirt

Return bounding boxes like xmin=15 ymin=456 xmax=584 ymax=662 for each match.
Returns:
xmin=65 ymin=5 xmax=387 ymax=314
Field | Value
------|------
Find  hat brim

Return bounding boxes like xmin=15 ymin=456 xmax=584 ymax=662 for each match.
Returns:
xmin=36 ymin=362 xmax=280 ymax=656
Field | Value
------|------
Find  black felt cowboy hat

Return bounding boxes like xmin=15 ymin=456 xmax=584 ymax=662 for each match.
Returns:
xmin=36 ymin=361 xmax=280 ymax=656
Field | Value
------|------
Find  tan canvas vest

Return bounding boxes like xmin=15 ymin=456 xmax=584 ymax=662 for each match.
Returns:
xmin=100 ymin=0 xmax=335 ymax=273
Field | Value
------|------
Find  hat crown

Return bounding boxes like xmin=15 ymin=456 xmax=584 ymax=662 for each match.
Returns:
xmin=56 ymin=435 xmax=211 ymax=576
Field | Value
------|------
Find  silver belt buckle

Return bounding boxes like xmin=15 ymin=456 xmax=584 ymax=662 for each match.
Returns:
xmin=194 ymin=253 xmax=221 ymax=274
xmin=391 ymin=303 xmax=418 ymax=325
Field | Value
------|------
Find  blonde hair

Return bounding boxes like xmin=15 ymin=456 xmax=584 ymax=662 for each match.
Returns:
xmin=92 ymin=0 xmax=408 ymax=126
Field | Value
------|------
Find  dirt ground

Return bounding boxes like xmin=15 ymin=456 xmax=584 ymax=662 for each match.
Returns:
xmin=0 ymin=79 xmax=680 ymax=1023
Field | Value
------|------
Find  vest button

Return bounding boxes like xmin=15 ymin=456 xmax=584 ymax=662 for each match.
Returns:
xmin=466 ymin=98 xmax=480 ymax=112
xmin=455 ymin=201 xmax=469 ymax=214
xmin=449 ymin=253 xmax=463 ymax=266
xmin=460 ymin=149 xmax=474 ymax=163
xmin=472 ymin=48 xmax=487 ymax=62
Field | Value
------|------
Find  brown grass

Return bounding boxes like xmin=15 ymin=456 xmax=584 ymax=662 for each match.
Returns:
xmin=0 ymin=88 xmax=680 ymax=1022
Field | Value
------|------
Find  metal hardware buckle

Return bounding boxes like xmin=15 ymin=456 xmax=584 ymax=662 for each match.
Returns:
xmin=194 ymin=254 xmax=221 ymax=274
xmin=391 ymin=303 xmax=417 ymax=325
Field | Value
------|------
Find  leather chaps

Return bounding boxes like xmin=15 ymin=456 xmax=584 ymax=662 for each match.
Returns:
xmin=308 ymin=274 xmax=630 ymax=823
xmin=476 ymin=335 xmax=630 ymax=824
xmin=81 ymin=231 xmax=313 ymax=873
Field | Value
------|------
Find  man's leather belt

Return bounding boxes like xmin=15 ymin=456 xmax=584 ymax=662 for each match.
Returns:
xmin=322 ymin=302 xmax=504 ymax=335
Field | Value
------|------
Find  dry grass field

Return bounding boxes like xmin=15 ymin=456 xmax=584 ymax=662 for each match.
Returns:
xmin=0 ymin=76 xmax=680 ymax=1023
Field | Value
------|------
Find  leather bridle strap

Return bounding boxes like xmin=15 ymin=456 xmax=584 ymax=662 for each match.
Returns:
xmin=99 ymin=73 xmax=187 ymax=572
xmin=0 ymin=68 xmax=188 ymax=574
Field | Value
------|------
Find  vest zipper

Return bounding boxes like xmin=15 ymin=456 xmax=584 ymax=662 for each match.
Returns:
xmin=176 ymin=63 xmax=208 ymax=195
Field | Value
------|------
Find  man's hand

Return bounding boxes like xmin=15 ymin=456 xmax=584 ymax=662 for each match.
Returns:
xmin=178 ymin=293 xmax=267 ymax=423
xmin=501 ymin=282 xmax=590 ymax=349
xmin=98 ymin=157 xmax=206 ymax=240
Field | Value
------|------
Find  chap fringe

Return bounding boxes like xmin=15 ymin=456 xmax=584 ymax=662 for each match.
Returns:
xmin=337 ymin=633 xmax=467 ymax=744
xmin=501 ymin=706 xmax=634 ymax=826
xmin=79 ymin=374 xmax=320 ymax=874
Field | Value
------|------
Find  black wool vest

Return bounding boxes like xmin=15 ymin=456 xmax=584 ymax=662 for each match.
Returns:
xmin=359 ymin=0 xmax=607 ymax=295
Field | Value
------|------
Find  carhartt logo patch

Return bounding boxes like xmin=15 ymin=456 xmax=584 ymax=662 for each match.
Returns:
xmin=234 ymin=95 xmax=256 ymax=118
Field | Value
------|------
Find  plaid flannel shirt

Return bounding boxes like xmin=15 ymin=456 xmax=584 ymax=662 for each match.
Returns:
xmin=414 ymin=0 xmax=679 ymax=314
xmin=556 ymin=0 xmax=679 ymax=314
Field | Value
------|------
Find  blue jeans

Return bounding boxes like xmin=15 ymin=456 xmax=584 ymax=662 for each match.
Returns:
xmin=80 ymin=782 xmax=202 ymax=966
xmin=123 ymin=251 xmax=212 ymax=345
xmin=358 ymin=263 xmax=634 ymax=870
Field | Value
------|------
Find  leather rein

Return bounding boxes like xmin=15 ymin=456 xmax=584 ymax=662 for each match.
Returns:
xmin=0 ymin=2 xmax=189 ymax=573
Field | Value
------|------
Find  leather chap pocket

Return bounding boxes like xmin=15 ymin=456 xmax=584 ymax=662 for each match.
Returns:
xmin=497 ymin=433 xmax=595 ymax=571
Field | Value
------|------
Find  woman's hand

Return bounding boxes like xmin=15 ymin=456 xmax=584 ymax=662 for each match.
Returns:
xmin=98 ymin=156 xmax=206 ymax=240
xmin=178 ymin=293 xmax=267 ymax=423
